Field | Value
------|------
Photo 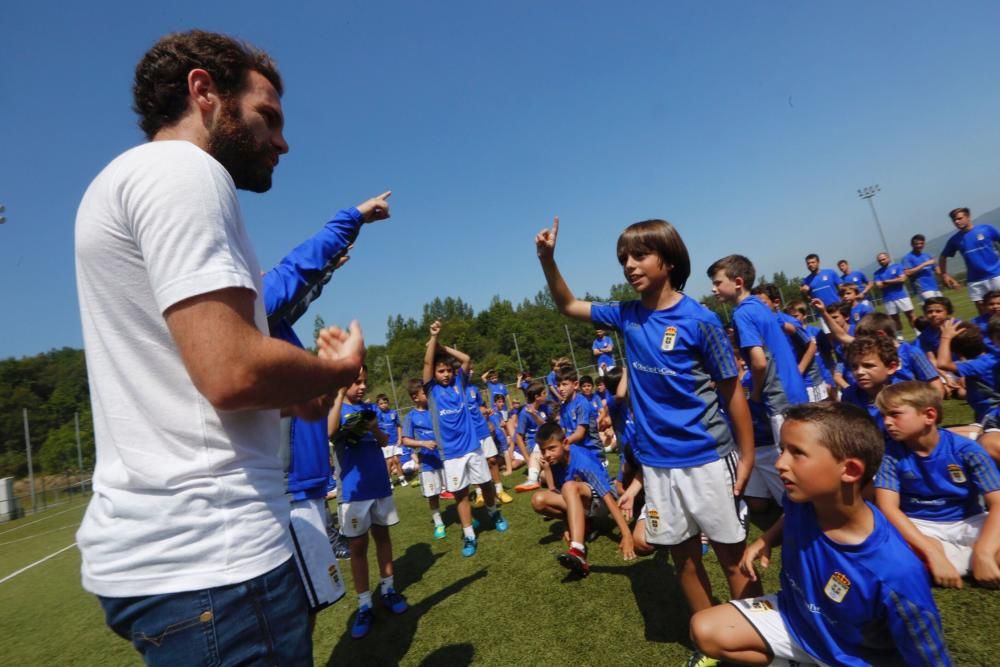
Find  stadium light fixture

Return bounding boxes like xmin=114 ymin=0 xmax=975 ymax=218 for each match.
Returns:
xmin=857 ymin=185 xmax=889 ymax=255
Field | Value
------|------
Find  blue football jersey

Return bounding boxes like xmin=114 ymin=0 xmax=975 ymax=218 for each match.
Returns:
xmin=560 ymin=393 xmax=601 ymax=458
xmin=425 ymin=369 xmax=479 ymax=460
xmin=376 ymin=406 xmax=400 ymax=445
xmin=334 ymin=402 xmax=392 ymax=502
xmin=465 ymin=384 xmax=491 ymax=440
xmin=873 ymin=263 xmax=908 ymax=301
xmin=942 ymin=224 xmax=1000 ymax=282
xmin=734 ymin=296 xmax=809 ymax=416
xmin=902 ymin=251 xmax=940 ymax=293
xmin=403 ymin=408 xmax=442 ymax=472
xmin=802 ymin=269 xmax=841 ymax=306
xmin=517 ymin=406 xmax=547 ymax=449
xmin=551 ymin=448 xmax=616 ymax=498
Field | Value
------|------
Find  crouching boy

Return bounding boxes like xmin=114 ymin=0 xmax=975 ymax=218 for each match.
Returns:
xmin=689 ymin=402 xmax=952 ymax=667
xmin=530 ymin=422 xmax=635 ymax=577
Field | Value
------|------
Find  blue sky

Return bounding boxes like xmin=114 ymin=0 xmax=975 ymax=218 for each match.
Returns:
xmin=4 ymin=1 xmax=1000 ymax=359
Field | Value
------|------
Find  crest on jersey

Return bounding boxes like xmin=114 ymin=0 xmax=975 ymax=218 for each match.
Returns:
xmin=977 ymin=233 xmax=985 ymax=241
xmin=749 ymin=598 xmax=775 ymax=612
xmin=824 ymin=571 xmax=851 ymax=603
xmin=329 ymin=565 xmax=340 ymax=584
xmin=947 ymin=464 xmax=967 ymax=484
xmin=351 ymin=517 xmax=359 ymax=530
xmin=647 ymin=509 xmax=660 ymax=530
xmin=661 ymin=327 xmax=678 ymax=352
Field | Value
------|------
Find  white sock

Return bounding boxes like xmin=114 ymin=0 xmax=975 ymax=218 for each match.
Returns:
xmin=380 ymin=576 xmax=394 ymax=594
xmin=495 ymin=482 xmax=504 ymax=493
xmin=432 ymin=511 xmax=444 ymax=526
xmin=570 ymin=541 xmax=585 ymax=553
xmin=358 ymin=591 xmax=372 ymax=609
xmin=463 ymin=524 xmax=476 ymax=539
xmin=527 ymin=468 xmax=540 ymax=482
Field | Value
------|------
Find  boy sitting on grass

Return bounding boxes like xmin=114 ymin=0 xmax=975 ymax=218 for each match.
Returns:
xmin=689 ymin=402 xmax=951 ymax=667
xmin=529 ymin=422 xmax=635 ymax=577
xmin=874 ymin=380 xmax=1000 ymax=590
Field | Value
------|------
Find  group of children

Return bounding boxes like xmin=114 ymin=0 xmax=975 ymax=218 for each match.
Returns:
xmin=321 ymin=210 xmax=1000 ymax=663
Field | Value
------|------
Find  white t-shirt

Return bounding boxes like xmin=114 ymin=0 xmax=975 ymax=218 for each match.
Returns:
xmin=74 ymin=141 xmax=291 ymax=597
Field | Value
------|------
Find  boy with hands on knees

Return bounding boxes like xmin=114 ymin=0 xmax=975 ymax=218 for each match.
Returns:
xmin=689 ymin=402 xmax=951 ymax=667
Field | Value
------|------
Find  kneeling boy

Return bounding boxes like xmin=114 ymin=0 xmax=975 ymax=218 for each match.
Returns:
xmin=530 ymin=422 xmax=634 ymax=576
xmin=874 ymin=381 xmax=1000 ymax=589
xmin=689 ymin=402 xmax=951 ymax=666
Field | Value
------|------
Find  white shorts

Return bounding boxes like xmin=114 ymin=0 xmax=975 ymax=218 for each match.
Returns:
xmin=444 ymin=447 xmax=492 ymax=492
xmin=805 ymin=384 xmax=829 ymax=403
xmin=512 ymin=443 xmax=538 ymax=461
xmin=967 ymin=275 xmax=1000 ymax=301
xmin=481 ymin=435 xmax=498 ymax=458
xmin=642 ymin=451 xmax=748 ymax=546
xmin=420 ymin=468 xmax=446 ymax=498
xmin=289 ymin=498 xmax=346 ymax=612
xmin=598 ymin=363 xmax=615 ymax=377
xmin=730 ymin=595 xmax=826 ymax=666
xmin=401 ymin=459 xmax=418 ymax=473
xmin=382 ymin=445 xmax=401 ymax=459
xmin=743 ymin=444 xmax=784 ymax=504
xmin=910 ymin=513 xmax=986 ymax=574
xmin=920 ymin=289 xmax=943 ymax=300
xmin=338 ymin=495 xmax=399 ymax=538
xmin=768 ymin=415 xmax=785 ymax=450
xmin=883 ymin=296 xmax=914 ymax=315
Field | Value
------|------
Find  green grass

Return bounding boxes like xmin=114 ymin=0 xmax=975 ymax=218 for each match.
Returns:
xmin=0 ymin=286 xmax=994 ymax=665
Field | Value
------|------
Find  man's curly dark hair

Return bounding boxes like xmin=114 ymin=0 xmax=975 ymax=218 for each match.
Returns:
xmin=132 ymin=30 xmax=283 ymax=140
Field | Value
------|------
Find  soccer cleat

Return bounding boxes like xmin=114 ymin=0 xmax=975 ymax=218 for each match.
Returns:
xmin=684 ymin=651 xmax=720 ymax=667
xmin=380 ymin=588 xmax=409 ymax=615
xmin=440 ymin=490 xmax=455 ymax=500
xmin=330 ymin=533 xmax=351 ymax=560
xmin=462 ymin=536 xmax=478 ymax=557
xmin=472 ymin=494 xmax=485 ymax=509
xmin=399 ymin=478 xmax=409 ymax=487
xmin=492 ymin=511 xmax=509 ymax=532
xmin=514 ymin=480 xmax=540 ymax=493
xmin=497 ymin=489 xmax=514 ymax=504
xmin=433 ymin=524 xmax=446 ymax=540
xmin=557 ymin=547 xmax=590 ymax=577
xmin=351 ymin=605 xmax=374 ymax=639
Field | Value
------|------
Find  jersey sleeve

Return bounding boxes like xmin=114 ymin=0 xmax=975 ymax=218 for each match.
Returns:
xmin=955 ymin=355 xmax=992 ymax=380
xmin=959 ymin=444 xmax=1000 ymax=494
xmin=874 ymin=450 xmax=901 ymax=492
xmin=696 ymin=319 xmax=739 ymax=381
xmin=941 ymin=234 xmax=958 ymax=258
xmin=402 ymin=413 xmax=415 ymax=439
xmin=579 ymin=459 xmax=614 ymax=498
xmin=590 ymin=301 xmax=623 ymax=330
xmin=904 ymin=346 xmax=940 ymax=382
xmin=733 ymin=308 xmax=764 ymax=349
xmin=882 ymin=587 xmax=952 ymax=666
xmin=517 ymin=410 xmax=529 ymax=435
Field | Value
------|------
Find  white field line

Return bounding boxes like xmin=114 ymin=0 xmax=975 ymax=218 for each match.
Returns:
xmin=0 ymin=524 xmax=76 ymax=548
xmin=0 ymin=502 xmax=87 ymax=537
xmin=0 ymin=542 xmax=77 ymax=585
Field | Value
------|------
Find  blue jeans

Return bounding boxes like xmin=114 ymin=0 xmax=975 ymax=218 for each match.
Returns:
xmin=99 ymin=557 xmax=311 ymax=666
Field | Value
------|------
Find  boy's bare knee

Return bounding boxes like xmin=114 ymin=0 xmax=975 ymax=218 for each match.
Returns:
xmin=530 ymin=492 xmax=546 ymax=512
xmin=689 ymin=609 xmax=720 ymax=653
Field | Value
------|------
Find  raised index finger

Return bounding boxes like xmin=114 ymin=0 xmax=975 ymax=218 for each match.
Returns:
xmin=552 ymin=216 xmax=559 ymax=238
xmin=378 ymin=191 xmax=392 ymax=200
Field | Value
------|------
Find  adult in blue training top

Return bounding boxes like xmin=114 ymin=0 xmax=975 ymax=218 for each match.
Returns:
xmin=800 ymin=253 xmax=841 ymax=307
xmin=592 ymin=328 xmax=615 ymax=375
xmin=873 ymin=251 xmax=916 ymax=332
xmin=265 ymin=192 xmax=391 ymax=619
xmin=902 ymin=233 xmax=943 ymax=300
xmin=837 ymin=259 xmax=873 ymax=303
xmin=940 ymin=206 xmax=1000 ymax=315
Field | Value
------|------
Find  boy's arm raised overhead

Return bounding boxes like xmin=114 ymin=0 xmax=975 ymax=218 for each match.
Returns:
xmin=328 ymin=388 xmax=348 ymax=439
xmin=422 ymin=320 xmax=441 ymax=384
xmin=811 ymin=298 xmax=854 ymax=345
xmin=536 ymin=216 xmax=593 ymax=323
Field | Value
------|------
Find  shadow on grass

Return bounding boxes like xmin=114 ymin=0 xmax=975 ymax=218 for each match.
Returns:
xmin=393 ymin=541 xmax=446 ymax=592
xmin=417 ymin=642 xmax=474 ymax=666
xmin=537 ymin=519 xmax=566 ymax=545
xmin=589 ymin=549 xmax=692 ymax=646
xmin=325 ymin=569 xmax=488 ymax=667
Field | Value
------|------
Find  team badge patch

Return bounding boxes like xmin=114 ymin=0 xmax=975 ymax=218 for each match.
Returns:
xmin=947 ymin=464 xmax=967 ymax=484
xmin=977 ymin=233 xmax=985 ymax=241
xmin=329 ymin=565 xmax=340 ymax=584
xmin=647 ymin=509 xmax=660 ymax=530
xmin=749 ymin=598 xmax=775 ymax=612
xmin=824 ymin=571 xmax=851 ymax=603
xmin=351 ymin=517 xmax=359 ymax=531
xmin=661 ymin=327 xmax=678 ymax=352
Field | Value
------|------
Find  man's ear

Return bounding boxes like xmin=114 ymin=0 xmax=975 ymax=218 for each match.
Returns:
xmin=187 ymin=68 xmax=217 ymax=116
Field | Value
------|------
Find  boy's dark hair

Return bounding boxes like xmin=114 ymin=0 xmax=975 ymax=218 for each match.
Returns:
xmin=707 ymin=254 xmax=755 ymax=287
xmin=133 ymin=30 xmax=283 ymax=140
xmin=616 ymin=219 xmax=691 ymax=291
xmin=433 ymin=351 xmax=457 ymax=368
xmin=988 ymin=315 xmax=1000 ymax=342
xmin=912 ymin=315 xmax=930 ymax=333
xmin=785 ymin=299 xmax=808 ymax=316
xmin=837 ymin=259 xmax=848 ymax=266
xmin=838 ymin=283 xmax=859 ymax=295
xmin=492 ymin=393 xmax=506 ymax=403
xmin=949 ymin=207 xmax=971 ymax=221
xmin=603 ymin=366 xmax=624 ymax=394
xmin=784 ymin=402 xmax=884 ymax=486
xmin=845 ymin=335 xmax=898 ymax=368
xmin=536 ymin=421 xmax=565 ymax=445
xmin=579 ymin=375 xmax=594 ymax=386
xmin=875 ymin=381 xmax=943 ymax=425
xmin=556 ymin=366 xmax=579 ymax=383
xmin=983 ymin=290 xmax=1000 ymax=303
xmin=854 ymin=312 xmax=896 ymax=337
xmin=405 ymin=378 xmax=423 ymax=398
xmin=949 ymin=322 xmax=985 ymax=360
xmin=376 ymin=393 xmax=389 ymax=402
xmin=806 ymin=253 xmax=820 ymax=262
xmin=910 ymin=233 xmax=926 ymax=244
xmin=524 ymin=381 xmax=546 ymax=402
xmin=826 ymin=301 xmax=852 ymax=319
xmin=922 ymin=296 xmax=954 ymax=314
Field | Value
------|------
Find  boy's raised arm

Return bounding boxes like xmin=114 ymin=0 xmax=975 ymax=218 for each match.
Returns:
xmin=935 ymin=318 xmax=961 ymax=373
xmin=328 ymin=388 xmax=347 ymax=438
xmin=423 ymin=320 xmax=441 ymax=384
xmin=440 ymin=344 xmax=471 ymax=375
xmin=811 ymin=298 xmax=854 ymax=345
xmin=536 ymin=216 xmax=593 ymax=323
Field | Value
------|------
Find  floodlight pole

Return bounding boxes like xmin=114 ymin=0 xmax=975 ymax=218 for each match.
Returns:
xmin=384 ymin=355 xmax=400 ymax=410
xmin=564 ymin=324 xmax=579 ymax=373
xmin=23 ymin=409 xmax=35 ymax=510
xmin=512 ymin=333 xmax=524 ymax=372
xmin=857 ymin=185 xmax=890 ymax=253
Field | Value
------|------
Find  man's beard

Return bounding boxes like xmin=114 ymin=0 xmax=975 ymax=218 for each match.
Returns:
xmin=207 ymin=99 xmax=275 ymax=193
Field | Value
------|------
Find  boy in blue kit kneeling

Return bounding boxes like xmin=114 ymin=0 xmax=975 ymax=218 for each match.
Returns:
xmin=530 ymin=422 xmax=635 ymax=577
xmin=690 ymin=402 xmax=952 ymax=667
xmin=874 ymin=381 xmax=1000 ymax=589
xmin=401 ymin=379 xmax=448 ymax=540
xmin=328 ymin=366 xmax=408 ymax=639
xmin=423 ymin=320 xmax=509 ymax=557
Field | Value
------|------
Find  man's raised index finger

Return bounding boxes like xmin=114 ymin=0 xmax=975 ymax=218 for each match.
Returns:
xmin=378 ymin=191 xmax=392 ymax=200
